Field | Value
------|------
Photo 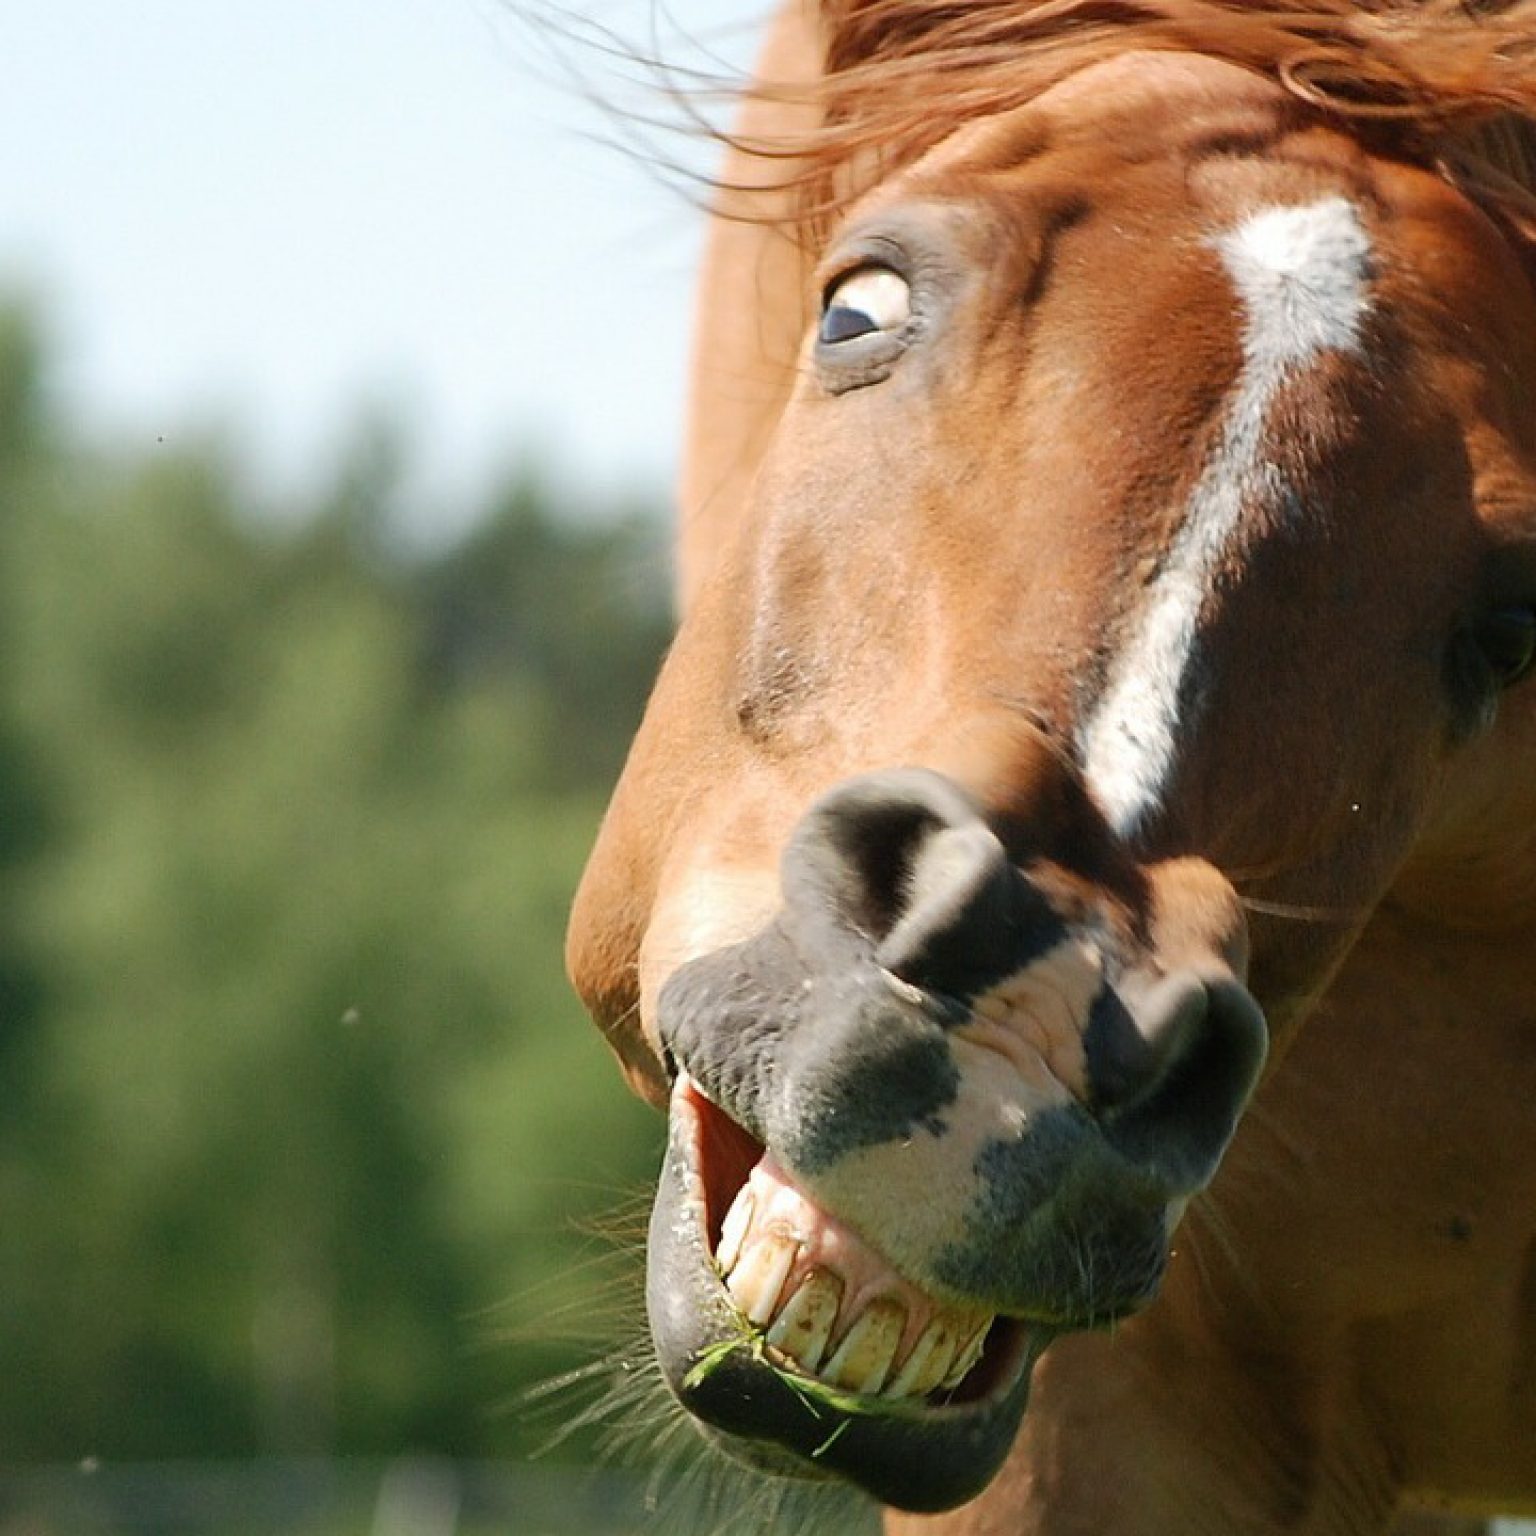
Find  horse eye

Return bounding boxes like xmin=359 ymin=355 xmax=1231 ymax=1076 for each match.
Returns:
xmin=1471 ymin=607 xmax=1536 ymax=687
xmin=819 ymin=266 xmax=912 ymax=345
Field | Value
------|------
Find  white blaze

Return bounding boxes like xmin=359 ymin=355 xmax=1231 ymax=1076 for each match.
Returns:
xmin=1079 ymin=196 xmax=1373 ymax=838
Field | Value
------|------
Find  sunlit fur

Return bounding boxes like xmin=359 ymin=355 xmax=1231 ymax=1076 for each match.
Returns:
xmin=562 ymin=2 xmax=1536 ymax=1531
xmin=731 ymin=0 xmax=1536 ymax=230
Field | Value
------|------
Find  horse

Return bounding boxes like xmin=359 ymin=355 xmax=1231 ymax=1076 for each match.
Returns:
xmin=564 ymin=3 xmax=1536 ymax=1530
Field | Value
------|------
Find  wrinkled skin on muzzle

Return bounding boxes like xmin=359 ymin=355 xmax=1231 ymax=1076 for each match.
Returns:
xmin=642 ymin=766 xmax=1266 ymax=1510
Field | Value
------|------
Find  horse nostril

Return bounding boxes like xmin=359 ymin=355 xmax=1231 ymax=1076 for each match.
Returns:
xmin=1096 ymin=969 xmax=1267 ymax=1195
xmin=1087 ymin=971 xmax=1210 ymax=1109
xmin=786 ymin=770 xmax=991 ymax=937
xmin=781 ymin=769 xmax=1057 ymax=999
xmin=876 ymin=823 xmax=1045 ymax=998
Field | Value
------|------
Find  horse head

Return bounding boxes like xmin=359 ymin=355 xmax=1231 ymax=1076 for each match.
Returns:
xmin=567 ymin=15 xmax=1536 ymax=1518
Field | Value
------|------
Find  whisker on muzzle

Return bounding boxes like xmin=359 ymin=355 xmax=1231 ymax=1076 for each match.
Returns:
xmin=509 ymin=1195 xmax=880 ymax=1535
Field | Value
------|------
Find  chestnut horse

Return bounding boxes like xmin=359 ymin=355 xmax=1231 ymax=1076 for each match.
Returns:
xmin=566 ymin=3 xmax=1536 ymax=1531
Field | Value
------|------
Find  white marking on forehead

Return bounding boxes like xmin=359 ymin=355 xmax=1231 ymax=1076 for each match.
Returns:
xmin=1079 ymin=196 xmax=1372 ymax=839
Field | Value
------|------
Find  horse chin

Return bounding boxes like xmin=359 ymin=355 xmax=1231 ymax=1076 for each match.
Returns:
xmin=645 ymin=1078 xmax=1049 ymax=1514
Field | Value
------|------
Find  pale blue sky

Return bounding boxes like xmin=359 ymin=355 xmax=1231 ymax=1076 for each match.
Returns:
xmin=0 ymin=1 xmax=768 ymax=531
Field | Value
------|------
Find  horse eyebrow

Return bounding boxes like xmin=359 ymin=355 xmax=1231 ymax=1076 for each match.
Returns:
xmin=1077 ymin=195 xmax=1373 ymax=839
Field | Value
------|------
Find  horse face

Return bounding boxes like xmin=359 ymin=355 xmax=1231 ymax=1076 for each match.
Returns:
xmin=567 ymin=54 xmax=1536 ymax=1512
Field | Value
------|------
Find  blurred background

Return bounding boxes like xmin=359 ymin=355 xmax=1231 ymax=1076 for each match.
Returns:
xmin=2 ymin=6 xmax=1528 ymax=1536
xmin=0 ymin=2 xmax=884 ymax=1532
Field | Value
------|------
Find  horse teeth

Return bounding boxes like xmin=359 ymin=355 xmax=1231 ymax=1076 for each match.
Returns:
xmin=715 ymin=1186 xmax=755 ymax=1276
xmin=820 ymin=1299 xmax=905 ymax=1394
xmin=725 ymin=1234 xmax=799 ymax=1326
xmin=764 ymin=1268 xmax=843 ymax=1373
xmin=884 ymin=1316 xmax=958 ymax=1398
xmin=941 ymin=1315 xmax=993 ymax=1390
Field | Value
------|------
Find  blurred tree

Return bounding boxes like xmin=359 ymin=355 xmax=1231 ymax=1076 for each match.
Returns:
xmin=0 ymin=306 xmax=51 ymax=1065
xmin=418 ymin=464 xmax=672 ymax=790
xmin=0 ymin=302 xmax=666 ymax=1463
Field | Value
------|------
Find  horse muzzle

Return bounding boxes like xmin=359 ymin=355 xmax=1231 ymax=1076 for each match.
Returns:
xmin=644 ymin=768 xmax=1268 ymax=1511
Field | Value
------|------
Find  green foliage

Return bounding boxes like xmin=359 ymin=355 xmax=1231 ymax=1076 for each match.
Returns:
xmin=0 ymin=302 xmax=667 ymax=1462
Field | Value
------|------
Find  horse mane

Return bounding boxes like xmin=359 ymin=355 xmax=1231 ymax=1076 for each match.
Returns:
xmin=721 ymin=0 xmax=1536 ymax=234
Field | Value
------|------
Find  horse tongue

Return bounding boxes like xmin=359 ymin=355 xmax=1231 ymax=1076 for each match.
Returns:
xmin=714 ymin=1155 xmax=992 ymax=1395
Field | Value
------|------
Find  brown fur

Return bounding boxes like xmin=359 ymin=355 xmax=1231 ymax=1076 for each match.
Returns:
xmin=569 ymin=4 xmax=1536 ymax=1530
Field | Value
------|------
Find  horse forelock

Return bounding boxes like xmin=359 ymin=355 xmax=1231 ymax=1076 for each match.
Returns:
xmin=717 ymin=0 xmax=1536 ymax=241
